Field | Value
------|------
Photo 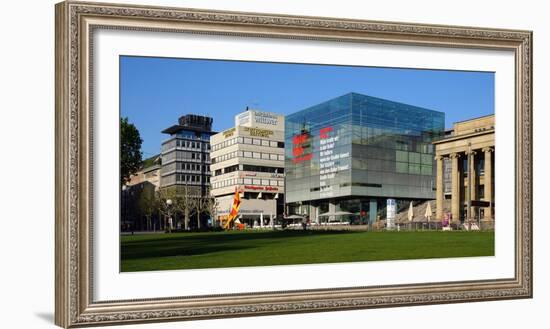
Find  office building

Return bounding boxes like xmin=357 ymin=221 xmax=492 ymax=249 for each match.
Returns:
xmin=210 ymin=109 xmax=285 ymax=227
xmin=285 ymin=92 xmax=445 ymax=224
xmin=123 ymin=155 xmax=161 ymax=231
xmin=160 ymin=114 xmax=215 ymax=196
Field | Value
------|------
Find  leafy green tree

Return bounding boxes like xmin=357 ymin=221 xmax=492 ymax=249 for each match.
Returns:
xmin=138 ymin=186 xmax=156 ymax=231
xmin=202 ymin=190 xmax=219 ymax=229
xmin=120 ymin=117 xmax=142 ymax=185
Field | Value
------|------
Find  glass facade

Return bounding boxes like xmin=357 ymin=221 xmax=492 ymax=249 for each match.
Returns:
xmin=285 ymin=92 xmax=445 ymax=204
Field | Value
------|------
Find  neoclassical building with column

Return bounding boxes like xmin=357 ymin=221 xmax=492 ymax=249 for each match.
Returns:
xmin=433 ymin=115 xmax=494 ymax=224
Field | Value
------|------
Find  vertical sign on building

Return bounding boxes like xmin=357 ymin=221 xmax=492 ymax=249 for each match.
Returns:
xmin=319 ymin=126 xmax=349 ymax=198
xmin=386 ymin=198 xmax=396 ymax=230
xmin=292 ymin=130 xmax=312 ymax=164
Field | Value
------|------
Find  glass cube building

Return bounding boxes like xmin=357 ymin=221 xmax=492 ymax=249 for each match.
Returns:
xmin=285 ymin=92 xmax=445 ymax=223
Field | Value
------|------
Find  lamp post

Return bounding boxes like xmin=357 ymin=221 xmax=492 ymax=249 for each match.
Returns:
xmin=121 ymin=184 xmax=129 ymax=233
xmin=166 ymin=199 xmax=173 ymax=233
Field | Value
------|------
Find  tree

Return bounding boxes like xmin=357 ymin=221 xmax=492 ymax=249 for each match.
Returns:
xmin=120 ymin=117 xmax=143 ymax=185
xmin=172 ymin=184 xmax=198 ymax=231
xmin=156 ymin=188 xmax=177 ymax=233
xmin=157 ymin=185 xmax=198 ymax=231
xmin=202 ymin=189 xmax=219 ymax=229
xmin=137 ymin=185 xmax=156 ymax=231
xmin=195 ymin=195 xmax=207 ymax=230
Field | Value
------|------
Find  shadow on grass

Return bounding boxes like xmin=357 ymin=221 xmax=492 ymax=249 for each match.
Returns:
xmin=122 ymin=243 xmax=256 ymax=260
xmin=121 ymin=230 xmax=360 ymax=260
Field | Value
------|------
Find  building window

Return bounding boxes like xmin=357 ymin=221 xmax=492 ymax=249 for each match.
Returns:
xmin=421 ymin=165 xmax=432 ymax=175
xmin=421 ymin=154 xmax=432 ymax=165
xmin=409 ymin=163 xmax=421 ymax=175
xmin=225 ymin=164 xmax=239 ymax=174
xmin=396 ymin=162 xmax=408 ymax=173
xmin=409 ymin=152 xmax=421 ymax=164
xmin=478 ymin=158 xmax=485 ymax=175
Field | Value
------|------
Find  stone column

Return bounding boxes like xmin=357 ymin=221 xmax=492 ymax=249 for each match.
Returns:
xmin=483 ymin=147 xmax=494 ymax=220
xmin=467 ymin=150 xmax=477 ymax=220
xmin=470 ymin=151 xmax=477 ymax=201
xmin=435 ymin=155 xmax=444 ymax=221
xmin=450 ymin=152 xmax=461 ymax=223
xmin=309 ymin=204 xmax=319 ymax=224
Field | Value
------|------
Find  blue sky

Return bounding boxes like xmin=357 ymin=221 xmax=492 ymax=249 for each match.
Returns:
xmin=120 ymin=56 xmax=494 ymax=158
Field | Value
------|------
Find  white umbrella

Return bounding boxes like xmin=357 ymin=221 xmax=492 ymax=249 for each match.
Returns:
xmin=425 ymin=202 xmax=432 ymax=221
xmin=285 ymin=214 xmax=305 ymax=219
xmin=408 ymin=201 xmax=414 ymax=222
xmin=318 ymin=211 xmax=354 ymax=217
xmin=260 ymin=213 xmax=264 ymax=228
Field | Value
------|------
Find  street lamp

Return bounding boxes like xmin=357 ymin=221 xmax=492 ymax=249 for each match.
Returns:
xmin=121 ymin=184 xmax=128 ymax=232
xmin=166 ymin=199 xmax=173 ymax=233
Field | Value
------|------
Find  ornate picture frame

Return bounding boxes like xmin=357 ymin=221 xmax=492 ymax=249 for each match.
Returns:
xmin=55 ymin=1 xmax=532 ymax=327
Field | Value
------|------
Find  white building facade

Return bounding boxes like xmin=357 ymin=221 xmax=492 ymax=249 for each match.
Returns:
xmin=210 ymin=110 xmax=285 ymax=227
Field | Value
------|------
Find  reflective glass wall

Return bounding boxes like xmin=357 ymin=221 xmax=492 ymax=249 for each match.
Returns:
xmin=285 ymin=92 xmax=444 ymax=203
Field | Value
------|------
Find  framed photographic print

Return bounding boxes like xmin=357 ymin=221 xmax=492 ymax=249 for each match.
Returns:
xmin=55 ymin=1 xmax=532 ymax=327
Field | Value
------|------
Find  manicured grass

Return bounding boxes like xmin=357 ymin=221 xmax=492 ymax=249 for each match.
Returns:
xmin=120 ymin=230 xmax=494 ymax=272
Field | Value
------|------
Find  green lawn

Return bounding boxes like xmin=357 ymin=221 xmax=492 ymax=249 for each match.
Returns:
xmin=120 ymin=230 xmax=494 ymax=272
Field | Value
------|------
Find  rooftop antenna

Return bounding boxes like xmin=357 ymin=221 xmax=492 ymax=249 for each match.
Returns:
xmin=301 ymin=117 xmax=309 ymax=134
xmin=247 ymin=100 xmax=260 ymax=110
